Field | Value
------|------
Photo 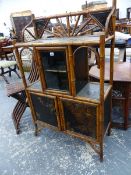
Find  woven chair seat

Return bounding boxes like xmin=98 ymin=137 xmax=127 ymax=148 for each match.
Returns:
xmin=0 ymin=60 xmax=16 ymax=68
xmin=0 ymin=60 xmax=20 ymax=83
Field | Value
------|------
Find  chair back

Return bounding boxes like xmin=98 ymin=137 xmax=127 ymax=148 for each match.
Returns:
xmin=10 ymin=10 xmax=34 ymax=42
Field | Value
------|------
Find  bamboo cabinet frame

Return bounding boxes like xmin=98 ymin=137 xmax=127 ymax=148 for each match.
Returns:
xmin=14 ymin=0 xmax=116 ymax=161
xmin=15 ymin=37 xmax=113 ymax=161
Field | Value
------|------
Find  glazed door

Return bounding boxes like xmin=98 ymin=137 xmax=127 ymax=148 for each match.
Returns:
xmin=37 ymin=47 xmax=70 ymax=93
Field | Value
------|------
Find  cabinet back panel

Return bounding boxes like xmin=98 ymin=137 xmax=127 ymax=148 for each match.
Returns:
xmin=73 ymin=47 xmax=89 ymax=94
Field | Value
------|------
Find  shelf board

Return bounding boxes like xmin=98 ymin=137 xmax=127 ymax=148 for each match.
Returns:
xmin=45 ymin=69 xmax=67 ymax=73
xmin=15 ymin=35 xmax=103 ymax=47
xmin=77 ymin=82 xmax=111 ymax=101
xmin=26 ymin=80 xmax=42 ymax=92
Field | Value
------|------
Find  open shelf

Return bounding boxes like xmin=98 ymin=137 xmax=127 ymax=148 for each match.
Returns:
xmin=77 ymin=82 xmax=111 ymax=101
xmin=45 ymin=65 xmax=67 ymax=73
xmin=27 ymin=80 xmax=42 ymax=92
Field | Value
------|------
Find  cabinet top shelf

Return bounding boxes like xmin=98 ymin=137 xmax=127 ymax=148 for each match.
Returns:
xmin=15 ymin=34 xmax=114 ymax=48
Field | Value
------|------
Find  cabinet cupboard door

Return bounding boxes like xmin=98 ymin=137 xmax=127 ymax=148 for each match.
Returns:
xmin=37 ymin=47 xmax=70 ymax=92
xmin=29 ymin=92 xmax=60 ymax=128
xmin=60 ymin=98 xmax=98 ymax=139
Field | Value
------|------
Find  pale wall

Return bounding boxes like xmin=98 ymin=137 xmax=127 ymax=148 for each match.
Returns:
xmin=0 ymin=0 xmax=130 ymax=37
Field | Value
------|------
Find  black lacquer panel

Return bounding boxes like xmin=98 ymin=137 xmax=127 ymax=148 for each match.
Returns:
xmin=30 ymin=93 xmax=58 ymax=127
xmin=62 ymin=99 xmax=97 ymax=138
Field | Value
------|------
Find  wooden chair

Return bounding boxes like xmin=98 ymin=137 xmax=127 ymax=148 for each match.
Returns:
xmin=10 ymin=10 xmax=37 ymax=72
xmin=6 ymin=55 xmax=39 ymax=134
xmin=0 ymin=41 xmax=20 ymax=83
xmin=6 ymin=59 xmax=39 ymax=134
xmin=5 ymin=11 xmax=39 ymax=133
xmin=0 ymin=60 xmax=20 ymax=83
xmin=10 ymin=10 xmax=35 ymax=42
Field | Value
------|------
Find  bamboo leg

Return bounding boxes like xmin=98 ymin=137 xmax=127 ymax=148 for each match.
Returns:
xmin=34 ymin=123 xmax=38 ymax=136
xmin=100 ymin=142 xmax=103 ymax=162
xmin=124 ymin=85 xmax=130 ymax=130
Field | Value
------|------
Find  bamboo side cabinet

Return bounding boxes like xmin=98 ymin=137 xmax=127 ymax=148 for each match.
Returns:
xmin=15 ymin=34 xmax=115 ymax=161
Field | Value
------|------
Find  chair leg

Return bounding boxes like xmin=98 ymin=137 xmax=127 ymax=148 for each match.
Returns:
xmin=0 ymin=67 xmax=9 ymax=83
xmin=14 ymin=69 xmax=21 ymax=79
xmin=8 ymin=67 xmax=11 ymax=77
xmin=0 ymin=65 xmax=20 ymax=83
xmin=124 ymin=94 xmax=130 ymax=130
xmin=9 ymin=65 xmax=21 ymax=79
xmin=12 ymin=100 xmax=27 ymax=134
xmin=1 ymin=75 xmax=10 ymax=84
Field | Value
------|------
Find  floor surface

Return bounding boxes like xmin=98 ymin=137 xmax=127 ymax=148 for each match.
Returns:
xmin=0 ymin=74 xmax=131 ymax=175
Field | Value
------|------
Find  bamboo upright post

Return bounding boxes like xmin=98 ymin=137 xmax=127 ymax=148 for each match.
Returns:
xmin=99 ymin=34 xmax=105 ymax=162
xmin=68 ymin=45 xmax=76 ymax=96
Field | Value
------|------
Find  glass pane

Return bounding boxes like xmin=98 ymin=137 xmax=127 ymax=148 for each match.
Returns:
xmin=40 ymin=49 xmax=69 ymax=92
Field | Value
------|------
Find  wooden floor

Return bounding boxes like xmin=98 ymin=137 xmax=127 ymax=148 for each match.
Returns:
xmin=0 ymin=73 xmax=131 ymax=175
